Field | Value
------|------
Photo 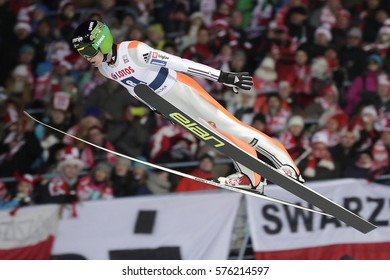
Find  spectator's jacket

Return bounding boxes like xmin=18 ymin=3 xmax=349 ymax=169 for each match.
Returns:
xmin=37 ymin=177 xmax=77 ymax=204
xmin=175 ymin=169 xmax=215 ymax=192
xmin=76 ymin=176 xmax=113 ymax=201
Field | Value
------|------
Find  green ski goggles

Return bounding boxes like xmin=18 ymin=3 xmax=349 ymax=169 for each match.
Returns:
xmin=77 ymin=44 xmax=99 ymax=58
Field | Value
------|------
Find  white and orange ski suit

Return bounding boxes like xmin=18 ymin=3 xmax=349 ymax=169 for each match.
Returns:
xmin=98 ymin=41 xmax=301 ymax=187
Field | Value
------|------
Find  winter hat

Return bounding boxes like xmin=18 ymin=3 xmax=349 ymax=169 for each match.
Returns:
xmin=190 ymin=11 xmax=203 ymax=21
xmin=14 ymin=20 xmax=32 ymax=34
xmin=255 ymin=56 xmax=277 ymax=81
xmin=268 ymin=21 xmax=288 ymax=33
xmin=340 ymin=126 xmax=360 ymax=141
xmin=57 ymin=146 xmax=85 ymax=171
xmin=319 ymin=83 xmax=338 ymax=98
xmin=147 ymin=23 xmax=165 ymax=37
xmin=315 ymin=25 xmax=332 ymax=41
xmin=311 ymin=57 xmax=329 ymax=79
xmin=337 ymin=9 xmax=351 ymax=20
xmin=36 ymin=61 xmax=53 ymax=76
xmin=288 ymin=115 xmax=305 ymax=128
xmin=361 ymin=105 xmax=378 ymax=119
xmin=52 ymin=91 xmax=72 ymax=112
xmin=132 ymin=156 xmax=150 ymax=172
xmin=94 ymin=161 xmax=113 ymax=174
xmin=311 ymin=131 xmax=329 ymax=146
xmin=288 ymin=6 xmax=308 ymax=16
xmin=116 ymin=157 xmax=132 ymax=168
xmin=278 ymin=80 xmax=290 ymax=89
xmin=12 ymin=64 xmax=30 ymax=78
xmin=260 ymin=56 xmax=275 ymax=69
xmin=378 ymin=73 xmax=390 ymax=86
xmin=368 ymin=53 xmax=383 ymax=67
xmin=59 ymin=0 xmax=74 ymax=12
xmin=379 ymin=19 xmax=390 ymax=37
xmin=382 ymin=117 xmax=390 ymax=132
xmin=15 ymin=173 xmax=35 ymax=186
xmin=213 ymin=19 xmax=229 ymax=30
xmin=329 ymin=113 xmax=348 ymax=128
xmin=347 ymin=27 xmax=362 ymax=39
xmin=3 ymin=107 xmax=19 ymax=127
xmin=19 ymin=44 xmax=35 ymax=56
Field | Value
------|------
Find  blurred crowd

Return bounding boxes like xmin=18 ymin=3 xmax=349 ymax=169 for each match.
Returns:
xmin=2 ymin=0 xmax=390 ymax=211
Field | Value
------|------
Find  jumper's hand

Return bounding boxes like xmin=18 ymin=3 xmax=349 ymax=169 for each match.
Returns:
xmin=218 ymin=71 xmax=253 ymax=93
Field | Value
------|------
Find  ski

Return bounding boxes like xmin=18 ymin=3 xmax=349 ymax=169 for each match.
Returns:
xmin=133 ymin=84 xmax=377 ymax=234
xmin=23 ymin=111 xmax=331 ymax=217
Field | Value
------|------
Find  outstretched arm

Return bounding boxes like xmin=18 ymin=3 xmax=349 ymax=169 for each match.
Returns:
xmin=130 ymin=41 xmax=253 ymax=92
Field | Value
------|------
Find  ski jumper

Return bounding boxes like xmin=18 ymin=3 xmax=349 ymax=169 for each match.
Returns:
xmin=98 ymin=41 xmax=300 ymax=187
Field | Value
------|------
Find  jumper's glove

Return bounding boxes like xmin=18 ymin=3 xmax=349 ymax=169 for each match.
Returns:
xmin=218 ymin=71 xmax=253 ymax=93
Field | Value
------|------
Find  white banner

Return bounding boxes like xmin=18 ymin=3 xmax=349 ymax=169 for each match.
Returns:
xmin=246 ymin=178 xmax=390 ymax=259
xmin=52 ymin=191 xmax=241 ymax=260
xmin=0 ymin=204 xmax=60 ymax=259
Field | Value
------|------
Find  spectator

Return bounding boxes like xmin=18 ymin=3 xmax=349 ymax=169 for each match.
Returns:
xmin=0 ymin=104 xmax=42 ymax=178
xmin=132 ymin=159 xmax=152 ymax=196
xmin=85 ymin=79 xmax=131 ymax=125
xmin=145 ymin=23 xmax=166 ymax=50
xmin=345 ymin=53 xmax=382 ymax=115
xmin=57 ymin=0 xmax=79 ymax=43
xmin=299 ymin=131 xmax=340 ymax=180
xmin=228 ymin=87 xmax=257 ymax=125
xmin=284 ymin=6 xmax=313 ymax=46
xmin=5 ymin=64 xmax=34 ymax=107
xmin=182 ymin=27 xmax=214 ymax=64
xmin=175 ymin=154 xmax=217 ymax=192
xmin=107 ymin=103 xmax=156 ymax=158
xmin=0 ymin=179 xmax=18 ymax=210
xmin=253 ymin=56 xmax=278 ymax=111
xmin=320 ymin=112 xmax=348 ymax=147
xmin=331 ymin=9 xmax=352 ymax=49
xmin=302 ymin=25 xmax=333 ymax=58
xmin=251 ymin=112 xmax=267 ymax=133
xmin=279 ymin=115 xmax=310 ymax=160
xmin=309 ymin=56 xmax=334 ymax=98
xmin=37 ymin=91 xmax=73 ymax=147
xmin=12 ymin=173 xmax=38 ymax=207
xmin=263 ymin=94 xmax=291 ymax=137
xmin=30 ymin=18 xmax=55 ymax=69
xmin=371 ymin=117 xmax=390 ymax=176
xmin=149 ymin=123 xmax=197 ymax=163
xmin=81 ymin=125 xmax=117 ymax=169
xmin=147 ymin=170 xmax=173 ymax=195
xmin=111 ymin=157 xmax=136 ymax=197
xmin=77 ymin=161 xmax=114 ymax=201
xmin=330 ymin=126 xmax=361 ymax=174
xmin=343 ymin=150 xmax=375 ymax=179
xmin=63 ymin=115 xmax=103 ymax=149
xmin=288 ymin=49 xmax=313 ymax=108
xmin=250 ymin=0 xmax=274 ymax=29
xmin=373 ymin=73 xmax=390 ymax=115
xmin=306 ymin=83 xmax=343 ymax=122
xmin=41 ymin=142 xmax=66 ymax=174
xmin=338 ymin=27 xmax=366 ymax=86
xmin=353 ymin=105 xmax=381 ymax=152
xmin=276 ymin=80 xmax=298 ymax=113
xmin=309 ymin=0 xmax=345 ymax=28
xmin=36 ymin=146 xmax=83 ymax=204
xmin=360 ymin=0 xmax=386 ymax=43
xmin=155 ymin=137 xmax=195 ymax=166
xmin=175 ymin=11 xmax=206 ymax=53
xmin=111 ymin=11 xmax=137 ymax=43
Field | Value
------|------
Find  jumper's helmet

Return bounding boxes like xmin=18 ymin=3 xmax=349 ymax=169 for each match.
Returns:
xmin=72 ymin=20 xmax=113 ymax=58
